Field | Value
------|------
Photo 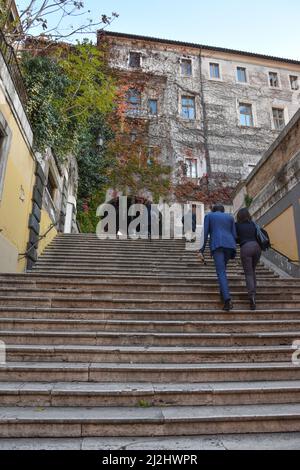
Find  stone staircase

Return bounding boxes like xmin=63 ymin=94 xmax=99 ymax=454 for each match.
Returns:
xmin=1 ymin=234 xmax=300 ymax=449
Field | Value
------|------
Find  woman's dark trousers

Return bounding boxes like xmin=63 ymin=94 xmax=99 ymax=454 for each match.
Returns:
xmin=240 ymin=241 xmax=261 ymax=298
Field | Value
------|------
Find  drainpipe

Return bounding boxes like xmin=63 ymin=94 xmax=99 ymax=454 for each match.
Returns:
xmin=199 ymin=48 xmax=212 ymax=176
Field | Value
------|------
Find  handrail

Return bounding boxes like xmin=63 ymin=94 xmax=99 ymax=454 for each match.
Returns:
xmin=18 ymin=221 xmax=58 ymax=260
xmin=0 ymin=28 xmax=27 ymax=106
xmin=269 ymin=245 xmax=299 ymax=264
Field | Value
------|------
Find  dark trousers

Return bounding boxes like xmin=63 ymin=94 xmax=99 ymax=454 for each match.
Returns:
xmin=212 ymin=248 xmax=234 ymax=302
xmin=240 ymin=241 xmax=261 ymax=298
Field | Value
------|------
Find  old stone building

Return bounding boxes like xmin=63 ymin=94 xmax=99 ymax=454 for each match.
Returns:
xmin=99 ymin=31 xmax=300 ymax=201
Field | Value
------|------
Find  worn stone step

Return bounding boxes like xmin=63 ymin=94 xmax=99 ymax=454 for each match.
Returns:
xmin=30 ymin=268 xmax=279 ymax=279
xmin=1 ymin=306 xmax=300 ymax=321
xmin=1 ymin=361 xmax=299 ymax=383
xmin=3 ymin=272 xmax=296 ymax=285
xmin=36 ymin=258 xmax=269 ymax=270
xmin=5 ymin=344 xmax=294 ymax=363
xmin=1 ymin=380 xmax=300 ymax=407
xmin=1 ymin=288 xmax=297 ymax=302
xmin=0 ymin=403 xmax=300 ymax=437
xmin=0 ymin=276 xmax=298 ymax=291
xmin=0 ymin=296 xmax=298 ymax=309
xmin=0 ymin=284 xmax=297 ymax=293
xmin=2 ymin=317 xmax=300 ymax=333
xmin=1 ymin=329 xmax=299 ymax=347
xmin=2 ymin=432 xmax=300 ymax=450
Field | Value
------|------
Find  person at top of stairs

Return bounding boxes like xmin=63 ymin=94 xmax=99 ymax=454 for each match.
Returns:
xmin=198 ymin=204 xmax=237 ymax=311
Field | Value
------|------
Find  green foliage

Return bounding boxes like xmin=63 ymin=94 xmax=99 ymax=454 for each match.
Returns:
xmin=76 ymin=113 xmax=114 ymax=201
xmin=21 ymin=53 xmax=73 ymax=156
xmin=138 ymin=400 xmax=151 ymax=408
xmin=244 ymin=194 xmax=253 ymax=208
xmin=21 ymin=41 xmax=115 ymax=159
xmin=77 ymin=189 xmax=107 ymax=233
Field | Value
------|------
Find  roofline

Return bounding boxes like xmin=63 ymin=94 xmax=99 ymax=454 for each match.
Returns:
xmin=98 ymin=31 xmax=300 ymax=66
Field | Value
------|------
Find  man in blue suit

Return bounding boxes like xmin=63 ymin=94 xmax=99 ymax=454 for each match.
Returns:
xmin=198 ymin=204 xmax=237 ymax=311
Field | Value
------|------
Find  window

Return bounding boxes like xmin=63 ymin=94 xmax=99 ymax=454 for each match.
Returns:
xmin=0 ymin=113 xmax=12 ymax=200
xmin=126 ymin=89 xmax=141 ymax=115
xmin=290 ymin=75 xmax=299 ymax=91
xmin=272 ymin=108 xmax=285 ymax=130
xmin=210 ymin=63 xmax=220 ymax=79
xmin=130 ymin=130 xmax=137 ymax=142
xmin=239 ymin=103 xmax=254 ymax=127
xmin=185 ymin=159 xmax=198 ymax=178
xmin=237 ymin=67 xmax=247 ymax=83
xmin=269 ymin=72 xmax=279 ymax=87
xmin=181 ymin=59 xmax=192 ymax=76
xmin=148 ymin=99 xmax=158 ymax=115
xmin=129 ymin=52 xmax=141 ymax=68
xmin=46 ymin=170 xmax=57 ymax=201
xmin=181 ymin=96 xmax=195 ymax=119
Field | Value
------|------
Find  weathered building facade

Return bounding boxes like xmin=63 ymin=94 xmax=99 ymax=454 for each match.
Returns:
xmin=99 ymin=31 xmax=300 ymax=202
xmin=0 ymin=28 xmax=78 ymax=273
xmin=234 ymin=107 xmax=300 ymax=277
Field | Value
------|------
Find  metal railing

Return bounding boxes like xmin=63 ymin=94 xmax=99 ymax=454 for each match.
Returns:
xmin=0 ymin=29 xmax=27 ymax=106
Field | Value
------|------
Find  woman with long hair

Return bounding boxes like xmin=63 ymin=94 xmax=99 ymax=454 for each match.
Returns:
xmin=236 ymin=208 xmax=261 ymax=310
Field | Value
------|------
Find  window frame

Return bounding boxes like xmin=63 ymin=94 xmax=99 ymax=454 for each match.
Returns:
xmin=289 ymin=75 xmax=299 ymax=91
xmin=268 ymin=71 xmax=281 ymax=89
xmin=185 ymin=158 xmax=198 ymax=179
xmin=128 ymin=51 xmax=142 ymax=69
xmin=180 ymin=95 xmax=196 ymax=120
xmin=209 ymin=62 xmax=222 ymax=81
xmin=238 ymin=102 xmax=255 ymax=128
xmin=180 ymin=58 xmax=193 ymax=77
xmin=271 ymin=106 xmax=286 ymax=131
xmin=236 ymin=66 xmax=248 ymax=84
xmin=126 ymin=88 xmax=142 ymax=116
xmin=0 ymin=112 xmax=12 ymax=202
xmin=148 ymin=98 xmax=158 ymax=116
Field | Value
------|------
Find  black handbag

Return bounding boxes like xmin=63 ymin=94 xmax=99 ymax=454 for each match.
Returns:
xmin=254 ymin=222 xmax=271 ymax=251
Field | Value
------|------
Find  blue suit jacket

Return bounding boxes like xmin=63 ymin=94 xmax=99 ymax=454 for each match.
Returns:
xmin=200 ymin=212 xmax=237 ymax=254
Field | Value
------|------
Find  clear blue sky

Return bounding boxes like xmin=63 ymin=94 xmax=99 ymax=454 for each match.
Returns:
xmin=17 ymin=0 xmax=300 ymax=60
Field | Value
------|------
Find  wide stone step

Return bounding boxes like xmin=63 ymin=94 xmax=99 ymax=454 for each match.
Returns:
xmin=1 ymin=277 xmax=299 ymax=290
xmin=1 ymin=288 xmax=298 ymax=301
xmin=1 ymin=432 xmax=300 ymax=450
xmin=4 ymin=344 xmax=294 ymax=363
xmin=3 ymin=273 xmax=295 ymax=285
xmin=2 ymin=317 xmax=300 ymax=333
xmin=29 ymin=268 xmax=279 ymax=278
xmin=1 ymin=329 xmax=299 ymax=347
xmin=0 ymin=403 xmax=300 ymax=437
xmin=1 ymin=380 xmax=300 ymax=407
xmin=1 ymin=284 xmax=300 ymax=297
xmin=1 ymin=361 xmax=299 ymax=383
xmin=0 ymin=296 xmax=297 ymax=309
xmin=1 ymin=306 xmax=300 ymax=321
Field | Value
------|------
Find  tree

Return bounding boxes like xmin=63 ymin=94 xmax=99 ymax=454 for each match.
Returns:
xmin=174 ymin=161 xmax=235 ymax=205
xmin=0 ymin=0 xmax=118 ymax=47
xmin=21 ymin=40 xmax=116 ymax=157
xmin=104 ymin=73 xmax=172 ymax=204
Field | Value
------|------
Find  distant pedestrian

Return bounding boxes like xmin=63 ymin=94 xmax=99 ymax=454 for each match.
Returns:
xmin=182 ymin=205 xmax=197 ymax=242
xmin=235 ymin=208 xmax=261 ymax=310
xmin=199 ymin=204 xmax=237 ymax=311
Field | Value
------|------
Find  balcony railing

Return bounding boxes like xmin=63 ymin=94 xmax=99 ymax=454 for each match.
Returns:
xmin=0 ymin=29 xmax=27 ymax=106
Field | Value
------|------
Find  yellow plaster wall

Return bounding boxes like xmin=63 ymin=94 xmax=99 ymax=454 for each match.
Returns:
xmin=264 ymin=206 xmax=299 ymax=262
xmin=0 ymin=101 xmax=35 ymax=272
xmin=0 ymin=99 xmax=58 ymax=272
